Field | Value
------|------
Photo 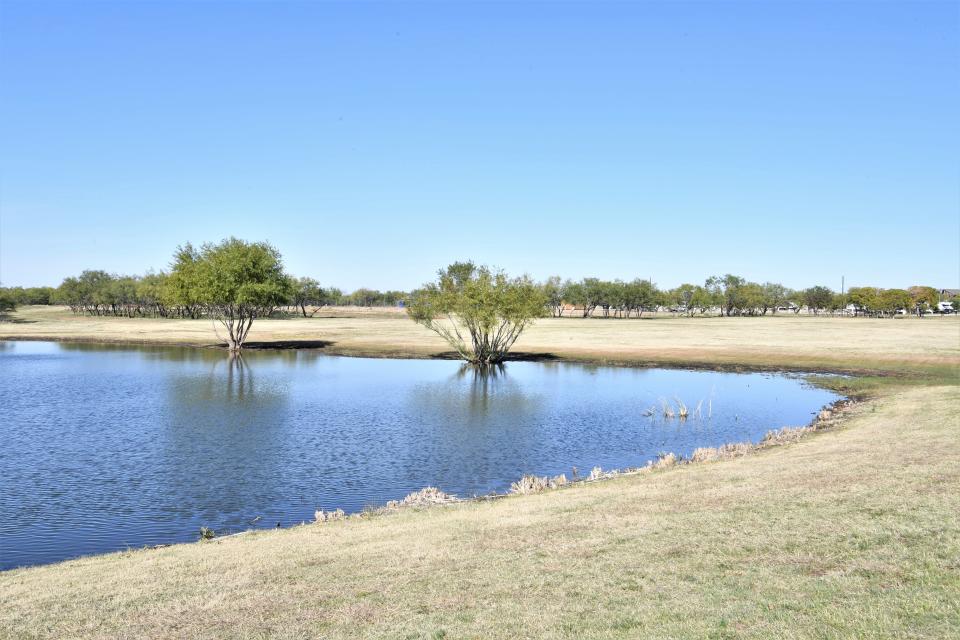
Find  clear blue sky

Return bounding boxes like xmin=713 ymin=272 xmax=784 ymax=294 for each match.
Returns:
xmin=1 ymin=0 xmax=957 ymax=292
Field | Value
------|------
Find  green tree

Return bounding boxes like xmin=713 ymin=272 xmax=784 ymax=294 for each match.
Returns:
xmin=2 ymin=286 xmax=54 ymax=306
xmin=320 ymin=286 xmax=343 ymax=307
xmin=137 ymin=272 xmax=169 ymax=317
xmin=830 ymin=292 xmax=846 ymax=313
xmin=27 ymin=287 xmax=55 ymax=305
xmin=762 ymin=282 xmax=788 ymax=314
xmin=687 ymin=286 xmax=715 ymax=315
xmin=908 ymin=286 xmax=937 ymax=315
xmin=878 ymin=289 xmax=911 ymax=317
xmin=562 ymin=281 xmax=587 ymax=316
xmin=847 ymin=287 xmax=879 ymax=316
xmin=706 ymin=274 xmax=746 ymax=316
xmin=783 ymin=289 xmax=804 ymax=314
xmin=108 ymin=276 xmax=140 ymax=316
xmin=803 ymin=286 xmax=834 ymax=315
xmin=347 ymin=288 xmax=385 ymax=307
xmin=164 ymin=245 xmax=205 ymax=318
xmin=292 ymin=277 xmax=323 ymax=317
xmin=580 ymin=278 xmax=606 ymax=318
xmin=407 ymin=261 xmax=546 ymax=365
xmin=541 ymin=276 xmax=566 ymax=317
xmin=625 ymin=279 xmax=659 ymax=317
xmin=172 ymin=238 xmax=294 ymax=351
xmin=668 ymin=283 xmax=696 ymax=313
xmin=0 ymin=289 xmax=16 ymax=314
xmin=601 ymin=280 xmax=625 ymax=318
xmin=55 ymin=276 xmax=83 ymax=312
xmin=739 ymin=282 xmax=765 ymax=315
xmin=56 ymin=270 xmax=114 ymax=315
xmin=562 ymin=278 xmax=605 ymax=317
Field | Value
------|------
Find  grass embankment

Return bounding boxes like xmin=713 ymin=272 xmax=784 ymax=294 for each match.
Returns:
xmin=1 ymin=307 xmax=958 ymax=638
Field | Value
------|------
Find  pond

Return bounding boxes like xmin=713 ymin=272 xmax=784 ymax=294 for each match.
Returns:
xmin=0 ymin=340 xmax=839 ymax=569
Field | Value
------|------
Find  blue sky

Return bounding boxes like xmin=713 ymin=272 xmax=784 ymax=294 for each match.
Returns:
xmin=1 ymin=0 xmax=957 ymax=291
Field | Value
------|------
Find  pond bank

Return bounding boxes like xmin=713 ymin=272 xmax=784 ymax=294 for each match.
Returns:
xmin=202 ymin=393 xmax=855 ymax=548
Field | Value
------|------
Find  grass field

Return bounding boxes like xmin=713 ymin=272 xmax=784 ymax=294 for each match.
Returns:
xmin=1 ymin=307 xmax=958 ymax=638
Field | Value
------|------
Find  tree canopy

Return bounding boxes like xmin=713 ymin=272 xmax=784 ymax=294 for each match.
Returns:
xmin=0 ymin=290 xmax=16 ymax=313
xmin=170 ymin=238 xmax=294 ymax=350
xmin=407 ymin=262 xmax=546 ymax=365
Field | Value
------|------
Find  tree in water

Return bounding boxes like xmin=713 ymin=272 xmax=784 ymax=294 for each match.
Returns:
xmin=170 ymin=238 xmax=293 ymax=350
xmin=407 ymin=262 xmax=546 ymax=366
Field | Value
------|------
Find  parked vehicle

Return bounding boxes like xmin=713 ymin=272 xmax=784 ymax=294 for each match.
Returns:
xmin=936 ymin=301 xmax=955 ymax=313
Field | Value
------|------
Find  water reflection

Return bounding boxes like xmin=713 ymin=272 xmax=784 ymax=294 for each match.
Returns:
xmin=159 ymin=353 xmax=292 ymax=536
xmin=454 ymin=363 xmax=505 ymax=413
xmin=410 ymin=363 xmax=541 ymax=424
xmin=225 ymin=353 xmax=251 ymax=400
xmin=58 ymin=341 xmax=328 ymax=368
xmin=59 ymin=341 xmax=221 ymax=362
xmin=167 ymin=353 xmax=287 ymax=416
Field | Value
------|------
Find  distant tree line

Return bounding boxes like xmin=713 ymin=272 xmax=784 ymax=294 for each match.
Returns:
xmin=0 ymin=286 xmax=56 ymax=307
xmin=290 ymin=279 xmax=406 ymax=317
xmin=1 ymin=253 xmax=955 ymax=322
xmin=538 ymin=275 xmax=953 ymax=318
xmin=0 ymin=271 xmax=406 ymax=319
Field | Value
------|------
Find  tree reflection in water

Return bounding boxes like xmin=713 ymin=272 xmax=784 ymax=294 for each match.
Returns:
xmin=454 ymin=363 xmax=505 ymax=414
xmin=157 ymin=352 xmax=294 ymax=534
xmin=224 ymin=352 xmax=251 ymax=401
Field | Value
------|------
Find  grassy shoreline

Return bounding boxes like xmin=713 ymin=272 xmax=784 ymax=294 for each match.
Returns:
xmin=1 ymin=307 xmax=958 ymax=638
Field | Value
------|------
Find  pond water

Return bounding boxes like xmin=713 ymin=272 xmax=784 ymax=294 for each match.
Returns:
xmin=0 ymin=341 xmax=839 ymax=570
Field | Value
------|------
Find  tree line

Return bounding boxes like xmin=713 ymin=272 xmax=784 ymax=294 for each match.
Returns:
xmin=0 ymin=270 xmax=404 ymax=319
xmin=0 ymin=265 xmax=953 ymax=321
xmin=541 ymin=275 xmax=951 ymax=318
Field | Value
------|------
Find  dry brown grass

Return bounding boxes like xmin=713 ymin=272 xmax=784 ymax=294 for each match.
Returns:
xmin=509 ymin=474 xmax=569 ymax=495
xmin=650 ymin=452 xmax=680 ymax=469
xmin=3 ymin=305 xmax=958 ymax=375
xmin=313 ymin=508 xmax=346 ymax=523
xmin=385 ymin=487 xmax=458 ymax=508
xmin=1 ymin=386 xmax=957 ymax=638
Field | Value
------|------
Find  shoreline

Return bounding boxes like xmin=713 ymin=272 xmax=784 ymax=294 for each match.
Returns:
xmin=1 ymin=392 xmax=856 ymax=575
xmin=0 ymin=335 xmax=855 ymax=574
xmin=2 ymin=306 xmax=956 ymax=379
xmin=228 ymin=392 xmax=859 ymax=533
xmin=0 ymin=332 xmax=918 ymax=379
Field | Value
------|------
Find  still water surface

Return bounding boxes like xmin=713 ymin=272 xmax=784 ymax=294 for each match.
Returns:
xmin=0 ymin=341 xmax=838 ymax=569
